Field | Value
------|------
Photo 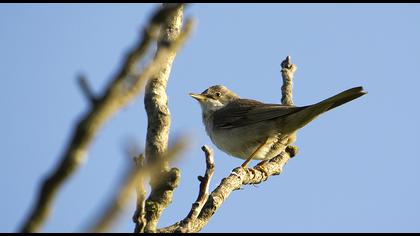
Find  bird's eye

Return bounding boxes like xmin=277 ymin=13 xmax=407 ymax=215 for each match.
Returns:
xmin=215 ymin=92 xmax=222 ymax=97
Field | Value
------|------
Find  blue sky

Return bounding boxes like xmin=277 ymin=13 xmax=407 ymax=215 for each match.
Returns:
xmin=1 ymin=3 xmax=420 ymax=233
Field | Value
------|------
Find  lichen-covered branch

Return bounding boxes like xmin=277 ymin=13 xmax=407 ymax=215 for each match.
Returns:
xmin=143 ymin=168 xmax=180 ymax=233
xmin=144 ymin=3 xmax=184 ymax=166
xmin=280 ymin=55 xmax=298 ymax=156
xmin=18 ymin=4 xmax=191 ymax=233
xmin=281 ymin=55 xmax=297 ymax=106
xmin=156 ymin=57 xmax=299 ymax=233
xmin=142 ymin=3 xmax=186 ymax=233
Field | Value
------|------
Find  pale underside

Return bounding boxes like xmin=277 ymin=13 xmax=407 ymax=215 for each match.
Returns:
xmin=204 ymin=114 xmax=296 ymax=160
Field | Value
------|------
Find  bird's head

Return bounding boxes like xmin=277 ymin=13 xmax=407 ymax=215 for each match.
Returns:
xmin=189 ymin=85 xmax=239 ymax=112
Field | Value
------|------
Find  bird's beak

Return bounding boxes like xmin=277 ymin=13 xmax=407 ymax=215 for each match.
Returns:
xmin=189 ymin=93 xmax=207 ymax=101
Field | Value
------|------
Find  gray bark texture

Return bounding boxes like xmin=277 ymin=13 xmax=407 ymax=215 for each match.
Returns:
xmin=142 ymin=3 xmax=186 ymax=233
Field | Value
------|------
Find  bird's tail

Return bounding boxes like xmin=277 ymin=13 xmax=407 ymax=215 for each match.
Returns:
xmin=317 ymin=86 xmax=367 ymax=112
xmin=283 ymin=86 xmax=367 ymax=133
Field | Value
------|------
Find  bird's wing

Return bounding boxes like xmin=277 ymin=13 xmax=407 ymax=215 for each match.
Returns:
xmin=213 ymin=99 xmax=307 ymax=129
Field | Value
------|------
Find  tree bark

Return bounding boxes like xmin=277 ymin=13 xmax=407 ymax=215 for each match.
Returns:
xmin=142 ymin=3 xmax=185 ymax=233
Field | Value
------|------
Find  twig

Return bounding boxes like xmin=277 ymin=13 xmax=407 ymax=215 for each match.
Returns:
xmin=18 ymin=4 xmax=191 ymax=233
xmin=174 ymin=145 xmax=215 ymax=233
xmin=183 ymin=146 xmax=215 ymax=225
xmin=77 ymin=74 xmax=98 ymax=105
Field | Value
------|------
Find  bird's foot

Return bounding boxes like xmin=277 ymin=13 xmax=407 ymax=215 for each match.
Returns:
xmin=247 ymin=168 xmax=257 ymax=177
xmin=254 ymin=160 xmax=269 ymax=177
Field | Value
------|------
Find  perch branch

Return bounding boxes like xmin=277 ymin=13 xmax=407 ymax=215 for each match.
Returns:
xmin=19 ymin=4 xmax=191 ymax=233
xmin=158 ymin=148 xmax=298 ymax=233
xmin=157 ymin=56 xmax=299 ymax=233
xmin=142 ymin=3 xmax=186 ymax=233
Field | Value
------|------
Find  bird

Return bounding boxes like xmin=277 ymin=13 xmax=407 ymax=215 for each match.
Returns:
xmin=190 ymin=85 xmax=367 ymax=168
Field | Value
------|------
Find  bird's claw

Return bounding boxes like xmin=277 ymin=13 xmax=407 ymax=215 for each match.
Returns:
xmin=254 ymin=164 xmax=269 ymax=178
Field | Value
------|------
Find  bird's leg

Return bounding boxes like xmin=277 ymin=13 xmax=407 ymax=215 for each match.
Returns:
xmin=253 ymin=145 xmax=299 ymax=177
xmin=256 ymin=160 xmax=268 ymax=167
xmin=241 ymin=138 xmax=269 ymax=168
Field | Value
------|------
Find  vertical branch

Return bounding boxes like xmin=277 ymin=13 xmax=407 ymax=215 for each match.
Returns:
xmin=143 ymin=4 xmax=185 ymax=232
xmin=144 ymin=3 xmax=184 ymax=166
xmin=281 ymin=55 xmax=297 ymax=106
xmin=280 ymin=55 xmax=298 ymax=148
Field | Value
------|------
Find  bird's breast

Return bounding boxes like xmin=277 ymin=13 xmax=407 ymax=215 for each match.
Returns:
xmin=202 ymin=112 xmax=294 ymax=161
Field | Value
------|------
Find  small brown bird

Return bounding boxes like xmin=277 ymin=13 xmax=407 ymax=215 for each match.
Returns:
xmin=190 ymin=85 xmax=367 ymax=167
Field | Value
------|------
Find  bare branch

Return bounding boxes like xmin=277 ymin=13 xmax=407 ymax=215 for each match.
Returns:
xmin=18 ymin=4 xmax=192 ymax=233
xmin=145 ymin=3 xmax=185 ymax=167
xmin=184 ymin=145 xmax=215 ymax=223
xmin=158 ymin=148 xmax=297 ymax=233
xmin=142 ymin=3 xmax=186 ymax=233
xmin=281 ymin=55 xmax=297 ymax=106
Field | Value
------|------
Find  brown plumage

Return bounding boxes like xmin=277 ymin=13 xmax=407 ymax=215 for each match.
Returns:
xmin=190 ymin=85 xmax=367 ymax=163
